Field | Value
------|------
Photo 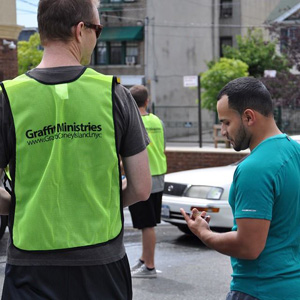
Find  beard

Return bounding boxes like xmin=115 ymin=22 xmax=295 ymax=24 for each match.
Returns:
xmin=230 ymin=123 xmax=250 ymax=151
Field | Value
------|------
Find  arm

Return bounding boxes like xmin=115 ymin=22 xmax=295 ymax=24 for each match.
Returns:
xmin=121 ymin=149 xmax=152 ymax=207
xmin=0 ymin=168 xmax=11 ymax=215
xmin=181 ymin=208 xmax=270 ymax=259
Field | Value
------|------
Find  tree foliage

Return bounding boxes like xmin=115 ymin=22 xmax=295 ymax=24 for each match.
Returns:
xmin=18 ymin=33 xmax=43 ymax=75
xmin=260 ymin=24 xmax=300 ymax=108
xmin=261 ymin=71 xmax=300 ymax=108
xmin=201 ymin=58 xmax=249 ymax=111
xmin=222 ymin=28 xmax=289 ymax=77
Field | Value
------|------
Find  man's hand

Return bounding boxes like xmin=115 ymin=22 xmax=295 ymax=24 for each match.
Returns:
xmin=181 ymin=207 xmax=270 ymax=260
xmin=180 ymin=208 xmax=211 ymax=238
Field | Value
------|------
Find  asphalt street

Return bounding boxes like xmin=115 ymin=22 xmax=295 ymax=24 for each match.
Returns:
xmin=0 ymin=209 xmax=232 ymax=299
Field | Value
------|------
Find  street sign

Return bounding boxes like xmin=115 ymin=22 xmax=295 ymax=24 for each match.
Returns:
xmin=183 ymin=76 xmax=198 ymax=87
xmin=264 ymin=70 xmax=276 ymax=78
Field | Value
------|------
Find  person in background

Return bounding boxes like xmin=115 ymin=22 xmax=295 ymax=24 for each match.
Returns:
xmin=181 ymin=77 xmax=300 ymax=300
xmin=0 ymin=0 xmax=151 ymax=299
xmin=128 ymin=85 xmax=167 ymax=278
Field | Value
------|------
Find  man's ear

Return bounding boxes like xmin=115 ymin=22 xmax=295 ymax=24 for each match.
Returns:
xmin=243 ymin=109 xmax=256 ymax=126
xmin=74 ymin=22 xmax=84 ymax=42
xmin=145 ymin=98 xmax=150 ymax=107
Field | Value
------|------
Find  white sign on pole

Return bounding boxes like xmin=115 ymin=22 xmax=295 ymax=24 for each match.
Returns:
xmin=264 ymin=70 xmax=277 ymax=78
xmin=183 ymin=76 xmax=198 ymax=87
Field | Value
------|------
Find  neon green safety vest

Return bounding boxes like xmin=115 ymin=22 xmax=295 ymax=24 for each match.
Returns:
xmin=142 ymin=114 xmax=167 ymax=176
xmin=4 ymin=166 xmax=11 ymax=181
xmin=2 ymin=68 xmax=122 ymax=251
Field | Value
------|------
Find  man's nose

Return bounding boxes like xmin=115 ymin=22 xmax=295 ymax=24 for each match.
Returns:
xmin=221 ymin=125 xmax=227 ymax=136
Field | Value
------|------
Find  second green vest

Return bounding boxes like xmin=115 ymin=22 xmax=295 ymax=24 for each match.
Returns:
xmin=142 ymin=114 xmax=167 ymax=176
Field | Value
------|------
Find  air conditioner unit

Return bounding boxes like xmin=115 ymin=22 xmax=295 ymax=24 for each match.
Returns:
xmin=126 ymin=56 xmax=136 ymax=65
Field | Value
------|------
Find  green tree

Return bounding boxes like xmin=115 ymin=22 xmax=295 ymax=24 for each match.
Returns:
xmin=18 ymin=33 xmax=43 ymax=75
xmin=201 ymin=58 xmax=249 ymax=111
xmin=223 ymin=28 xmax=289 ymax=77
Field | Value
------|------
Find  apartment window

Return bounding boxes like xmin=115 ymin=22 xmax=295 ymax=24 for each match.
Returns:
xmin=126 ymin=42 xmax=138 ymax=64
xmin=280 ymin=27 xmax=297 ymax=52
xmin=220 ymin=0 xmax=233 ymax=18
xmin=95 ymin=41 xmax=140 ymax=65
xmin=110 ymin=42 xmax=122 ymax=64
xmin=220 ymin=36 xmax=232 ymax=57
xmin=96 ymin=42 xmax=107 ymax=64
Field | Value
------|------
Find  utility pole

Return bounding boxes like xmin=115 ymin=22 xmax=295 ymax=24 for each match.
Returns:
xmin=198 ymin=75 xmax=202 ymax=148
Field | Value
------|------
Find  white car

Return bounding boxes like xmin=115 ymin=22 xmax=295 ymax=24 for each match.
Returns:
xmin=162 ymin=162 xmax=238 ymax=234
xmin=162 ymin=135 xmax=300 ymax=234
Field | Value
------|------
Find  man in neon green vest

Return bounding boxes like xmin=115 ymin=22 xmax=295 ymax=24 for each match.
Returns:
xmin=0 ymin=0 xmax=151 ymax=298
xmin=129 ymin=85 xmax=167 ymax=278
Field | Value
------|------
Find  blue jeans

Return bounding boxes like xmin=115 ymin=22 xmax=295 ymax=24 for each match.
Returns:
xmin=226 ymin=291 xmax=259 ymax=300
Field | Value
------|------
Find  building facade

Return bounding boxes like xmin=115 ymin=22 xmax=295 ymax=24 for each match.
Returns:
xmin=0 ymin=0 xmax=22 ymax=80
xmin=92 ymin=0 xmax=282 ymax=139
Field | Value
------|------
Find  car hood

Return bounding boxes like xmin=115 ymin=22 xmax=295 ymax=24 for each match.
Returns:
xmin=165 ymin=164 xmax=237 ymax=186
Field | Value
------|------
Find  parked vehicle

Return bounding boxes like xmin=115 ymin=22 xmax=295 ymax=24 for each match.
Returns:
xmin=162 ymin=135 xmax=300 ymax=234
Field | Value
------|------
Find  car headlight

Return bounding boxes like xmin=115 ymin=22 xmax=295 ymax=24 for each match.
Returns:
xmin=184 ymin=186 xmax=223 ymax=200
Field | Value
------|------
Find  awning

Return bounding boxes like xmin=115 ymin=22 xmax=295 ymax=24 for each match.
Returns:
xmin=99 ymin=26 xmax=144 ymax=41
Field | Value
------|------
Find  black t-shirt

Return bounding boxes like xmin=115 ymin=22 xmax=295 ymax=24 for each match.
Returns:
xmin=0 ymin=66 xmax=149 ymax=266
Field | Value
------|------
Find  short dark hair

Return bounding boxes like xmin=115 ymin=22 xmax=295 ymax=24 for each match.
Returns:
xmin=217 ymin=77 xmax=273 ymax=117
xmin=129 ymin=85 xmax=148 ymax=107
xmin=38 ymin=0 xmax=99 ymax=45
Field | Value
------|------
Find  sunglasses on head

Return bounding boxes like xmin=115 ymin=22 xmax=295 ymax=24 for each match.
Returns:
xmin=72 ymin=22 xmax=103 ymax=39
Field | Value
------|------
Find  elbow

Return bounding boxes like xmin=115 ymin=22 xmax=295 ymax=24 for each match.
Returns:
xmin=137 ymin=184 xmax=151 ymax=201
xmin=240 ymin=247 xmax=264 ymax=260
xmin=138 ymin=191 xmax=151 ymax=202
xmin=136 ymin=179 xmax=152 ymax=201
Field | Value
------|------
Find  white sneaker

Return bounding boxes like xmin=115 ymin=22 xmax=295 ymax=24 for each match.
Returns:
xmin=130 ymin=260 xmax=144 ymax=271
xmin=131 ymin=264 xmax=157 ymax=278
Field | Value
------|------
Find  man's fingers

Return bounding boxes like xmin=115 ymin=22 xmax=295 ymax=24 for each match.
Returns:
xmin=180 ymin=208 xmax=190 ymax=222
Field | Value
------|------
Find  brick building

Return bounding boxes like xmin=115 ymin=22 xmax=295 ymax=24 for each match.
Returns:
xmin=0 ymin=0 xmax=23 ymax=80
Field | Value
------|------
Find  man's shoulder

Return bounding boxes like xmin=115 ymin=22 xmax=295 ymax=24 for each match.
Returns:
xmin=146 ymin=113 xmax=162 ymax=122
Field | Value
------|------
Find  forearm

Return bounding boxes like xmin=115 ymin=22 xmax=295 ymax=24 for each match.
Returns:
xmin=198 ymin=229 xmax=241 ymax=258
xmin=182 ymin=208 xmax=266 ymax=260
xmin=121 ymin=150 xmax=152 ymax=207
xmin=0 ymin=187 xmax=11 ymax=215
xmin=198 ymin=227 xmax=263 ymax=260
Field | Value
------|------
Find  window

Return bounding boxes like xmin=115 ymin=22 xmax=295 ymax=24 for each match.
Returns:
xmin=110 ymin=42 xmax=123 ymax=64
xmin=280 ymin=27 xmax=297 ymax=52
xmin=220 ymin=36 xmax=232 ymax=57
xmin=94 ymin=41 xmax=139 ymax=65
xmin=220 ymin=0 xmax=233 ymax=19
xmin=96 ymin=42 xmax=107 ymax=64
xmin=126 ymin=42 xmax=138 ymax=64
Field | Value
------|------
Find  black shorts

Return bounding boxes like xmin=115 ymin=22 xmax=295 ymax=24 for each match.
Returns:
xmin=1 ymin=255 xmax=132 ymax=300
xmin=129 ymin=192 xmax=162 ymax=229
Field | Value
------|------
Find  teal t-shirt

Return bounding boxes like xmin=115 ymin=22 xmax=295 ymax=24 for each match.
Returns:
xmin=229 ymin=134 xmax=300 ymax=300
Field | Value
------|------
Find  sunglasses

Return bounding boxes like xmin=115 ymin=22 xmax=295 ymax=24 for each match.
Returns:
xmin=84 ymin=22 xmax=103 ymax=39
xmin=72 ymin=22 xmax=103 ymax=39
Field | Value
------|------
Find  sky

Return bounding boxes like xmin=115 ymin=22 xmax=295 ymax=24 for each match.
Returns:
xmin=16 ymin=0 xmax=38 ymax=28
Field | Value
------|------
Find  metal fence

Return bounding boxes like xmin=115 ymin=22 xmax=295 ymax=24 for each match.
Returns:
xmin=275 ymin=106 xmax=300 ymax=135
xmin=153 ymin=105 xmax=215 ymax=146
xmin=153 ymin=105 xmax=300 ymax=146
